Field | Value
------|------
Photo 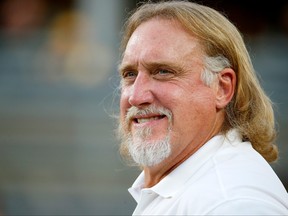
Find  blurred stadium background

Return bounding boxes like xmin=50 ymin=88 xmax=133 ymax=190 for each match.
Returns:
xmin=0 ymin=0 xmax=287 ymax=215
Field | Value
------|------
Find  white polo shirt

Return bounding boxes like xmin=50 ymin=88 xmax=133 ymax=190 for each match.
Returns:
xmin=128 ymin=129 xmax=288 ymax=215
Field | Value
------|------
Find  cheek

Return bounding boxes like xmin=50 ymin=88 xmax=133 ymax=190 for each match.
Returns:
xmin=120 ymin=87 xmax=130 ymax=109
xmin=172 ymin=87 xmax=217 ymax=125
xmin=119 ymin=93 xmax=129 ymax=124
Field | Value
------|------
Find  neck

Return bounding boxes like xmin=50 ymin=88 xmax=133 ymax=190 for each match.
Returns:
xmin=141 ymin=112 xmax=225 ymax=188
xmin=142 ymin=140 xmax=204 ymax=188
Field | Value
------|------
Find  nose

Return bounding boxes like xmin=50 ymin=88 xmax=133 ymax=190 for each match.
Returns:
xmin=128 ymin=72 xmax=154 ymax=107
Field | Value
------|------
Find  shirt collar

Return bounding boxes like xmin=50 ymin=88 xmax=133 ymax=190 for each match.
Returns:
xmin=128 ymin=129 xmax=242 ymax=201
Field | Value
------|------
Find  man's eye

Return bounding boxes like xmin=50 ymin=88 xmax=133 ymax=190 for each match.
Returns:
xmin=154 ymin=69 xmax=175 ymax=78
xmin=158 ymin=69 xmax=171 ymax=75
xmin=123 ymin=71 xmax=137 ymax=78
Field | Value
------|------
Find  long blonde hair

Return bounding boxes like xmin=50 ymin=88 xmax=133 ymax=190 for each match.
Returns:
xmin=119 ymin=0 xmax=278 ymax=162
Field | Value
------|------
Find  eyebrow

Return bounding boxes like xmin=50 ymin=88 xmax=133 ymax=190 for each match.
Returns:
xmin=118 ymin=63 xmax=135 ymax=76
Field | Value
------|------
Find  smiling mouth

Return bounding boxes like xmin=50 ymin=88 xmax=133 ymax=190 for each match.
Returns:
xmin=134 ymin=115 xmax=166 ymax=124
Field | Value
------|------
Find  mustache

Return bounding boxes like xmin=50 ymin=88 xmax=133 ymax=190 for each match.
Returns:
xmin=125 ymin=105 xmax=172 ymax=125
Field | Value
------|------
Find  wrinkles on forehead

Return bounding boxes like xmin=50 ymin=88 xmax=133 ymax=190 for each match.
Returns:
xmin=119 ymin=19 xmax=205 ymax=77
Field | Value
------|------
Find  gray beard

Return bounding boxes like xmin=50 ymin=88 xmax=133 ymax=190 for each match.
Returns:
xmin=126 ymin=126 xmax=171 ymax=167
xmin=118 ymin=105 xmax=173 ymax=167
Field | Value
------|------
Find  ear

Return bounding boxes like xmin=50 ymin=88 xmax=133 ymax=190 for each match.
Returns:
xmin=215 ymin=68 xmax=236 ymax=109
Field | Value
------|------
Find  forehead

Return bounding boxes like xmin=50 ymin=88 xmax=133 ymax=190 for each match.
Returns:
xmin=121 ymin=18 xmax=204 ymax=66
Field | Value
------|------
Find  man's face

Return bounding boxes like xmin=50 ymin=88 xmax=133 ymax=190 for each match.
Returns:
xmin=118 ymin=18 xmax=222 ymax=167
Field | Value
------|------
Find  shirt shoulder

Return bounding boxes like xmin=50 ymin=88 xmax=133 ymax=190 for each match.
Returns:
xmin=171 ymin=138 xmax=288 ymax=214
xmin=206 ymin=198 xmax=288 ymax=215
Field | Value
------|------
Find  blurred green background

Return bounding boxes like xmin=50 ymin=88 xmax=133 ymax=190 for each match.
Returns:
xmin=0 ymin=0 xmax=287 ymax=215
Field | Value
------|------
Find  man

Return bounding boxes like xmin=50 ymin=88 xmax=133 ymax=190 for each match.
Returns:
xmin=116 ymin=0 xmax=288 ymax=215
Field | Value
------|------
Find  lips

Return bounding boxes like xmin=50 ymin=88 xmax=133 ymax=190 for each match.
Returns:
xmin=134 ymin=115 xmax=166 ymax=124
xmin=125 ymin=105 xmax=172 ymax=130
